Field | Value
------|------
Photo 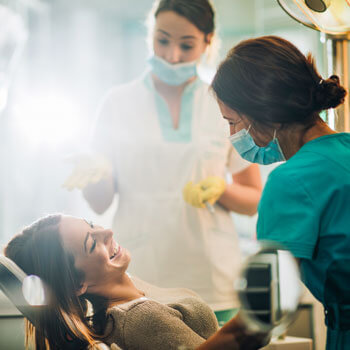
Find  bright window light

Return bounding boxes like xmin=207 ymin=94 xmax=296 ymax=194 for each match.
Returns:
xmin=13 ymin=92 xmax=83 ymax=149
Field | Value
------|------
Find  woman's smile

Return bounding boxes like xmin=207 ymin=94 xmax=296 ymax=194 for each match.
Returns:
xmin=110 ymin=245 xmax=122 ymax=261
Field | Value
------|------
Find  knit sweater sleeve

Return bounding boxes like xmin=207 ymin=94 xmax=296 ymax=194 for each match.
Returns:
xmin=107 ymin=299 xmax=209 ymax=350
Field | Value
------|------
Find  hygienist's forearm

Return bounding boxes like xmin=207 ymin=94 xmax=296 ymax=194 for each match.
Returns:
xmin=196 ymin=315 xmax=268 ymax=350
xmin=83 ymin=175 xmax=116 ymax=214
xmin=196 ymin=328 xmax=239 ymax=350
xmin=218 ymin=183 xmax=261 ymax=216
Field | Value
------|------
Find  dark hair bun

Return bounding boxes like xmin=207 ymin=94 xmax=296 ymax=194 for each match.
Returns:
xmin=314 ymin=75 xmax=347 ymax=111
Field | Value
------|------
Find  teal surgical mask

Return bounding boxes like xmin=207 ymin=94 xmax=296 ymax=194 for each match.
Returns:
xmin=148 ymin=55 xmax=198 ymax=86
xmin=229 ymin=125 xmax=286 ymax=165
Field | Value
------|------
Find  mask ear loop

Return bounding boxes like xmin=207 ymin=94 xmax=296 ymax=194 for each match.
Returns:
xmin=273 ymin=129 xmax=277 ymax=140
xmin=247 ymin=125 xmax=252 ymax=133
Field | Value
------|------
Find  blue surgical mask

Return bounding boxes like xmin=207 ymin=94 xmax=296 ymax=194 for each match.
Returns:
xmin=147 ymin=55 xmax=198 ymax=86
xmin=229 ymin=125 xmax=286 ymax=165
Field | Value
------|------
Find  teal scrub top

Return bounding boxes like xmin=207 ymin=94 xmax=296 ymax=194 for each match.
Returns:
xmin=257 ymin=133 xmax=350 ymax=350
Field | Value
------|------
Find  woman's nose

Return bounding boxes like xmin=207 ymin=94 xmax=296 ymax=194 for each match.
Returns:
xmin=165 ymin=45 xmax=181 ymax=64
xmin=95 ymin=229 xmax=113 ymax=244
xmin=103 ymin=229 xmax=113 ymax=244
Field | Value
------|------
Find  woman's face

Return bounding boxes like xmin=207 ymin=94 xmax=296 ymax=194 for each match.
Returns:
xmin=218 ymin=100 xmax=246 ymax=136
xmin=59 ymin=216 xmax=130 ymax=293
xmin=153 ymin=10 xmax=210 ymax=64
xmin=218 ymin=100 xmax=274 ymax=147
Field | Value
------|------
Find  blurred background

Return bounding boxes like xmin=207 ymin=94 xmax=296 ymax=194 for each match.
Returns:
xmin=0 ymin=0 xmax=324 ymax=247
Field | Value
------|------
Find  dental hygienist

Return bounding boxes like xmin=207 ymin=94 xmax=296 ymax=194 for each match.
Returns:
xmin=211 ymin=35 xmax=350 ymax=350
xmin=63 ymin=0 xmax=262 ymax=322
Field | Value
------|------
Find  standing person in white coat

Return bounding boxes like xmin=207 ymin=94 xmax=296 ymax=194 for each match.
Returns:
xmin=64 ymin=0 xmax=262 ymax=325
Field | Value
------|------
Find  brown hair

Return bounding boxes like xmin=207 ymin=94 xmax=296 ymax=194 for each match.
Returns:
xmin=211 ymin=35 xmax=347 ymax=128
xmin=4 ymin=214 xmax=108 ymax=349
xmin=154 ymin=0 xmax=215 ymax=36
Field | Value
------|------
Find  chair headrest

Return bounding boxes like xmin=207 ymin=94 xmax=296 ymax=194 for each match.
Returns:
xmin=0 ymin=255 xmax=90 ymax=350
xmin=0 ymin=254 xmax=44 ymax=326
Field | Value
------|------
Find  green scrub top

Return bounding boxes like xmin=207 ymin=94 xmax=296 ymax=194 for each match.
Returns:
xmin=257 ymin=133 xmax=350 ymax=350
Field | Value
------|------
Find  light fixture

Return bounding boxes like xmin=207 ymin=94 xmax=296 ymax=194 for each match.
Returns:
xmin=278 ymin=0 xmax=350 ymax=34
xmin=305 ymin=0 xmax=331 ymax=13
xmin=277 ymin=0 xmax=350 ymax=132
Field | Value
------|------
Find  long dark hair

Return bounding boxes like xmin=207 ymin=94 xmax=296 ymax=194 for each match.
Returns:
xmin=153 ymin=0 xmax=215 ymax=36
xmin=4 ymin=214 xmax=109 ymax=349
xmin=211 ymin=35 xmax=347 ymax=128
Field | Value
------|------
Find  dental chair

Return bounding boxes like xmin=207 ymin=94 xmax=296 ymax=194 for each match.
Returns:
xmin=0 ymin=254 xmax=111 ymax=350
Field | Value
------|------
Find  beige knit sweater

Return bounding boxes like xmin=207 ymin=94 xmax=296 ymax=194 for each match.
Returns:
xmin=102 ymin=276 xmax=219 ymax=350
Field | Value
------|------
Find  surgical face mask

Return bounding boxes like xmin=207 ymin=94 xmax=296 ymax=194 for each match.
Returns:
xmin=229 ymin=125 xmax=286 ymax=165
xmin=147 ymin=55 xmax=198 ymax=86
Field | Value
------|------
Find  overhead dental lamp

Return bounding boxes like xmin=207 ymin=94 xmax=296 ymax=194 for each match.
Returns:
xmin=277 ymin=0 xmax=350 ymax=131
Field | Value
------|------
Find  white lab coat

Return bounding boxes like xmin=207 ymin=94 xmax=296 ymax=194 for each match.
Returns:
xmin=92 ymin=72 xmax=250 ymax=310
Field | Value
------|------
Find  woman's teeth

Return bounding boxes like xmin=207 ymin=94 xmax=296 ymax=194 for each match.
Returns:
xmin=110 ymin=247 xmax=117 ymax=259
xmin=110 ymin=245 xmax=119 ymax=260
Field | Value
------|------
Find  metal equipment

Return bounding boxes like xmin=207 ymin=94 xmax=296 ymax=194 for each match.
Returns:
xmin=277 ymin=0 xmax=350 ymax=131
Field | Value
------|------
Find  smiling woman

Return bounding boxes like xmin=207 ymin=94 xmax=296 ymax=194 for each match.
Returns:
xmin=4 ymin=213 xmax=268 ymax=350
xmin=4 ymin=214 xmax=221 ymax=350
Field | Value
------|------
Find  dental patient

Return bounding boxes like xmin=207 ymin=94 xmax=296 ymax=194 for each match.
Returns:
xmin=4 ymin=214 xmax=266 ymax=350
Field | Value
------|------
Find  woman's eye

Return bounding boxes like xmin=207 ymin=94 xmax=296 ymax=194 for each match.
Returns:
xmin=228 ymin=120 xmax=241 ymax=126
xmin=90 ymin=238 xmax=97 ymax=253
xmin=181 ymin=44 xmax=193 ymax=51
xmin=158 ymin=38 xmax=168 ymax=46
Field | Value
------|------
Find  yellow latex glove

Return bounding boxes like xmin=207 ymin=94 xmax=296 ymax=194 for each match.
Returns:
xmin=183 ymin=182 xmax=205 ymax=208
xmin=183 ymin=176 xmax=226 ymax=208
xmin=62 ymin=153 xmax=113 ymax=191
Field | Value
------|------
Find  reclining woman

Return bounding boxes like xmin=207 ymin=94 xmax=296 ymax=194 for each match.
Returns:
xmin=4 ymin=214 xmax=267 ymax=350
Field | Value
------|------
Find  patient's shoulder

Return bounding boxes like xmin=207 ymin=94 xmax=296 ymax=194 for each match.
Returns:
xmin=106 ymin=296 xmax=218 ymax=349
xmin=104 ymin=298 xmax=183 ymax=348
xmin=168 ymin=297 xmax=219 ymax=338
xmin=108 ymin=297 xmax=182 ymax=322
xmin=128 ymin=276 xmax=218 ymax=336
xmin=107 ymin=299 xmax=212 ymax=350
xmin=102 ymin=297 xmax=150 ymax=348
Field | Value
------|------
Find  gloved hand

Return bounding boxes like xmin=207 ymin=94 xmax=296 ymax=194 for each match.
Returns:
xmin=62 ymin=153 xmax=113 ymax=191
xmin=183 ymin=176 xmax=226 ymax=208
